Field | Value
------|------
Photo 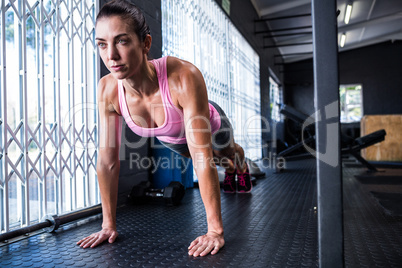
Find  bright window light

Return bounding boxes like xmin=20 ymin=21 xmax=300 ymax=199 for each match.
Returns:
xmin=339 ymin=84 xmax=363 ymax=123
xmin=161 ymin=0 xmax=262 ymax=173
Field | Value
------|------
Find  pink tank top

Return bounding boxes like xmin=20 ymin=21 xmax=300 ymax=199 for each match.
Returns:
xmin=118 ymin=56 xmax=221 ymax=144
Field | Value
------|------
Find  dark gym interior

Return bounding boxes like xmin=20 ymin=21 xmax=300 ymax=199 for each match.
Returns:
xmin=1 ymin=0 xmax=402 ymax=267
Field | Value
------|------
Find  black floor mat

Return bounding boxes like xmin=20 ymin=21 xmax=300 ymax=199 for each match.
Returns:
xmin=2 ymin=160 xmax=402 ymax=267
xmin=343 ymin=167 xmax=402 ymax=267
xmin=370 ymin=192 xmax=402 ymax=216
xmin=1 ymin=160 xmax=318 ymax=268
xmin=355 ymin=168 xmax=402 ymax=184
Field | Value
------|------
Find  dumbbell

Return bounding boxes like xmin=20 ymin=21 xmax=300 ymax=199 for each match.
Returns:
xmin=129 ymin=181 xmax=185 ymax=206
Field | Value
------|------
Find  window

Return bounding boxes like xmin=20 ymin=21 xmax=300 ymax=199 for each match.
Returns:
xmin=269 ymin=77 xmax=283 ymax=122
xmin=162 ymin=0 xmax=262 ymax=161
xmin=1 ymin=0 xmax=99 ymax=233
xmin=340 ymin=84 xmax=363 ymax=123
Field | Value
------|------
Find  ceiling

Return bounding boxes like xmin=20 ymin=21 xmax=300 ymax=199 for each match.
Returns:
xmin=251 ymin=0 xmax=402 ymax=63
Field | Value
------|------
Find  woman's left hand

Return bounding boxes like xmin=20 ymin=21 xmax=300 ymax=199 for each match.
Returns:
xmin=188 ymin=231 xmax=225 ymax=257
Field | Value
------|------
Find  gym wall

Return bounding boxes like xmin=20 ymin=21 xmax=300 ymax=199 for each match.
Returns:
xmin=339 ymin=40 xmax=402 ymax=115
xmin=283 ymin=40 xmax=402 ymax=145
xmin=284 ymin=40 xmax=402 ymax=116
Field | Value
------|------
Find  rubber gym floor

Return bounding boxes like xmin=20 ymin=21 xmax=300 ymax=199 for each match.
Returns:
xmin=1 ymin=159 xmax=401 ymax=267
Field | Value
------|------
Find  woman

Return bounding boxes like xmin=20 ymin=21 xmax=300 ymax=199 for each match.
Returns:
xmin=77 ymin=0 xmax=252 ymax=257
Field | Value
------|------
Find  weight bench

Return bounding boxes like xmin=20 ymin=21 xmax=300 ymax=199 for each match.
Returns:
xmin=341 ymin=129 xmax=386 ymax=172
xmin=277 ymin=105 xmax=315 ymax=159
xmin=278 ymin=104 xmax=386 ymax=172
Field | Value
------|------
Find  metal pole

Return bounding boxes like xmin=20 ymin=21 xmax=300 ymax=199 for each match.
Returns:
xmin=56 ymin=0 xmax=64 ymax=215
xmin=21 ymin=0 xmax=29 ymax=229
xmin=70 ymin=0 xmax=77 ymax=211
xmin=0 ymin=0 xmax=7 ymax=233
xmin=1 ymin=0 xmax=10 ymax=233
xmin=94 ymin=0 xmax=100 ymax=204
xmin=40 ymin=0 xmax=48 ymax=219
xmin=0 ymin=221 xmax=51 ymax=242
xmin=311 ymin=0 xmax=344 ymax=267
xmin=0 ymin=204 xmax=102 ymax=242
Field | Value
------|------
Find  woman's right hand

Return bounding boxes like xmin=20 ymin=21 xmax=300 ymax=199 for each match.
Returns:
xmin=77 ymin=228 xmax=119 ymax=248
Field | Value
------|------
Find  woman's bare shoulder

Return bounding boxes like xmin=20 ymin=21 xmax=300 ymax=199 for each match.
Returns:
xmin=167 ymin=56 xmax=199 ymax=75
xmin=166 ymin=56 xmax=208 ymax=109
xmin=98 ymin=74 xmax=118 ymax=98
xmin=166 ymin=56 xmax=204 ymax=91
xmin=97 ymin=74 xmax=120 ymax=114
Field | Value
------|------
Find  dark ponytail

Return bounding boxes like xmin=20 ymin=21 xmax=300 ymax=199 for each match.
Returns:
xmin=96 ymin=0 xmax=151 ymax=42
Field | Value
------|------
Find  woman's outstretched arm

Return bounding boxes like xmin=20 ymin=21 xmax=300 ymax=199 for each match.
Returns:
xmin=173 ymin=59 xmax=225 ymax=257
xmin=77 ymin=76 xmax=122 ymax=248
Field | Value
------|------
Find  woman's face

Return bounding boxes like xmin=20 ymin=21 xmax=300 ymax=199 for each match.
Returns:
xmin=95 ymin=16 xmax=148 ymax=80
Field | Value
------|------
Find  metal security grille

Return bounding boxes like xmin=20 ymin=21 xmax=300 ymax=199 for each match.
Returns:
xmin=162 ymin=0 xmax=262 ymax=160
xmin=228 ymin=23 xmax=262 ymax=160
xmin=0 ymin=0 xmax=99 ymax=233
